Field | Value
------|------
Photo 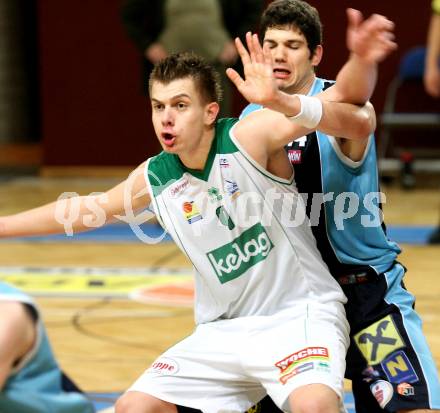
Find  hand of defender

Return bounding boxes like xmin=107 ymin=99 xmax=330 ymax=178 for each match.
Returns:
xmin=226 ymin=32 xmax=278 ymax=106
xmin=346 ymin=8 xmax=397 ymax=64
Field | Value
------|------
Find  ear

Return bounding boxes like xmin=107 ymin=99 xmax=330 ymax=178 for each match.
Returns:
xmin=311 ymin=45 xmax=323 ymax=67
xmin=205 ymin=102 xmax=220 ymax=126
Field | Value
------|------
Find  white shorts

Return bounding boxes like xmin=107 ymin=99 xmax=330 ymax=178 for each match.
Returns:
xmin=127 ymin=302 xmax=349 ymax=413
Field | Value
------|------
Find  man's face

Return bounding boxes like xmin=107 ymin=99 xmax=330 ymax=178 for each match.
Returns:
xmin=150 ymin=77 xmax=207 ymax=154
xmin=263 ymin=26 xmax=322 ymax=95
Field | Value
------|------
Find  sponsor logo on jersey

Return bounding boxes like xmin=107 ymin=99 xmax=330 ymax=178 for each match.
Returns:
xmin=397 ymin=382 xmax=415 ymax=396
xmin=216 ymin=206 xmax=235 ymax=230
xmin=288 ymin=149 xmax=302 ymax=164
xmin=148 ymin=357 xmax=179 ymax=375
xmin=362 ymin=365 xmax=381 ymax=383
xmin=224 ymin=179 xmax=240 ymax=199
xmin=279 ymin=362 xmax=314 ymax=384
xmin=354 ymin=315 xmax=405 ymax=364
xmin=219 ymin=158 xmax=230 ymax=168
xmin=206 ymin=223 xmax=274 ymax=284
xmin=381 ymin=350 xmax=418 ymax=384
xmin=169 ymin=178 xmax=189 ymax=198
xmin=182 ymin=201 xmax=203 ymax=224
xmin=208 ymin=187 xmax=223 ymax=203
xmin=370 ymin=380 xmax=394 ymax=409
xmin=276 ymin=347 xmax=329 ymax=384
xmin=315 ymin=360 xmax=331 ymax=373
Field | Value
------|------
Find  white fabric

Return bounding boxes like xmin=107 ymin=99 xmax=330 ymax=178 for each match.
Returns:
xmin=146 ymin=130 xmax=346 ymax=325
xmin=287 ymin=94 xmax=323 ymax=128
xmin=127 ymin=302 xmax=348 ymax=413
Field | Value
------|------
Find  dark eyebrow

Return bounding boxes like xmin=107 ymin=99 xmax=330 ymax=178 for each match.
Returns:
xmin=286 ymin=40 xmax=303 ymax=45
xmin=264 ymin=39 xmax=304 ymax=46
xmin=172 ymin=93 xmax=191 ymax=100
xmin=151 ymin=94 xmax=191 ymax=104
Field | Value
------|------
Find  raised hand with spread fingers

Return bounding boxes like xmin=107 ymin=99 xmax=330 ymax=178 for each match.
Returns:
xmin=226 ymin=32 xmax=278 ymax=107
xmin=346 ymin=8 xmax=397 ymax=64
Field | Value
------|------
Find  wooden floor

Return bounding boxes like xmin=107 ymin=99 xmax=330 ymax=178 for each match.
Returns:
xmin=0 ymin=175 xmax=439 ymax=396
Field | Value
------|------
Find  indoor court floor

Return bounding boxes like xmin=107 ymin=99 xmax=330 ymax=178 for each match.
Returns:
xmin=0 ymin=174 xmax=439 ymax=412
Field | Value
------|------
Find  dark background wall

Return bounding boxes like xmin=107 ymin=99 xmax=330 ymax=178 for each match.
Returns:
xmin=37 ymin=1 xmax=433 ymax=166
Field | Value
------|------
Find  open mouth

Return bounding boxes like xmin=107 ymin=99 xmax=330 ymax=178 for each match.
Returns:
xmin=273 ymin=68 xmax=291 ymax=79
xmin=161 ymin=132 xmax=176 ymax=147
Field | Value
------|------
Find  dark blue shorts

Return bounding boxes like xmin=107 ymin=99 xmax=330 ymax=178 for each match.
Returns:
xmin=344 ymin=263 xmax=440 ymax=412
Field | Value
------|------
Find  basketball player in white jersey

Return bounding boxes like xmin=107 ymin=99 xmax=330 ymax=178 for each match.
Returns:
xmin=0 ymin=10 xmax=396 ymax=413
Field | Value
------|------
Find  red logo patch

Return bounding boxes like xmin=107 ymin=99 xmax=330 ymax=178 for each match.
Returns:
xmin=288 ymin=149 xmax=302 ymax=164
xmin=276 ymin=347 xmax=329 ymax=372
xmin=397 ymin=382 xmax=415 ymax=396
xmin=148 ymin=357 xmax=179 ymax=375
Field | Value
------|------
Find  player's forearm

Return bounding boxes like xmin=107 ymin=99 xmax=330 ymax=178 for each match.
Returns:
xmin=318 ymin=100 xmax=375 ymax=140
xmin=332 ymin=54 xmax=378 ymax=105
xmin=267 ymin=91 xmax=374 ymax=140
xmin=426 ymin=14 xmax=440 ymax=70
xmin=0 ymin=195 xmax=112 ymax=238
xmin=262 ymin=90 xmax=302 ymax=117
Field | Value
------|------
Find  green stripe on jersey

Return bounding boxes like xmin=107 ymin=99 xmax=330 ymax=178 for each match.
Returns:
xmin=148 ymin=118 xmax=239 ymax=196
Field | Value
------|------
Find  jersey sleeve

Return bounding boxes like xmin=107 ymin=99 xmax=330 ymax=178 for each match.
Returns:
xmin=239 ymin=103 xmax=264 ymax=119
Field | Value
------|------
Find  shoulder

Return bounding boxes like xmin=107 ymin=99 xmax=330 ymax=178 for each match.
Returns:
xmin=147 ymin=152 xmax=179 ymax=179
xmin=0 ymin=301 xmax=36 ymax=369
xmin=146 ymin=152 xmax=185 ymax=197
xmin=309 ymin=77 xmax=335 ymax=96
xmin=215 ymin=118 xmax=240 ymax=150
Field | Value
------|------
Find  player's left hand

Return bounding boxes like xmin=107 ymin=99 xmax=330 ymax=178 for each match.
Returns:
xmin=346 ymin=8 xmax=397 ymax=64
xmin=226 ymin=32 xmax=278 ymax=105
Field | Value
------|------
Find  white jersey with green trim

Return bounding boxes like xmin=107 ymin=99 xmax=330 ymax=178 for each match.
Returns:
xmin=145 ymin=118 xmax=346 ymax=324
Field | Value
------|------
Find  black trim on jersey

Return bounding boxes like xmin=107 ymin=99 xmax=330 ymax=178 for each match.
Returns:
xmin=288 ymin=132 xmax=378 ymax=278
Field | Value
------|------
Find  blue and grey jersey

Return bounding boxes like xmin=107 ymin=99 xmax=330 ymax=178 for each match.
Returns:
xmin=240 ymin=77 xmax=401 ymax=276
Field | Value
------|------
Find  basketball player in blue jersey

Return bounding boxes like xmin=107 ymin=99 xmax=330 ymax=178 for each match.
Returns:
xmin=0 ymin=281 xmax=95 ymax=413
xmin=240 ymin=1 xmax=440 ymax=412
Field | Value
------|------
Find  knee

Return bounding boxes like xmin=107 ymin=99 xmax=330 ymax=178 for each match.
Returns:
xmin=291 ymin=398 xmax=333 ymax=413
xmin=289 ymin=384 xmax=340 ymax=413
xmin=115 ymin=393 xmax=140 ymax=413
xmin=115 ymin=391 xmax=176 ymax=413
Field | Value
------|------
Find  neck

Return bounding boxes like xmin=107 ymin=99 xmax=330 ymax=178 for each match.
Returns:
xmin=179 ymin=127 xmax=215 ymax=170
xmin=286 ymin=73 xmax=316 ymax=96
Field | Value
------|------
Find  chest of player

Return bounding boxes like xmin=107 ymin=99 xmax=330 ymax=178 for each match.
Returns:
xmin=155 ymin=155 xmax=285 ymax=275
xmin=151 ymin=153 xmax=304 ymax=286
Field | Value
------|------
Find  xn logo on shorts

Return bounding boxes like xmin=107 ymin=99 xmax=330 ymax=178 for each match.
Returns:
xmin=381 ymin=350 xmax=418 ymax=384
xmin=206 ymin=223 xmax=274 ymax=284
xmin=275 ymin=347 xmax=329 ymax=384
xmin=354 ymin=315 xmax=405 ymax=364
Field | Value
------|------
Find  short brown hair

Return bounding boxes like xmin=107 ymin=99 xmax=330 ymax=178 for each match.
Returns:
xmin=260 ymin=0 xmax=322 ymax=57
xmin=149 ymin=52 xmax=222 ymax=104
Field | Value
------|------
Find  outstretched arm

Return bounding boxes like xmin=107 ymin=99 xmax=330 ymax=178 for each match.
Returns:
xmin=325 ymin=8 xmax=397 ymax=105
xmin=0 ymin=163 xmax=150 ymax=239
